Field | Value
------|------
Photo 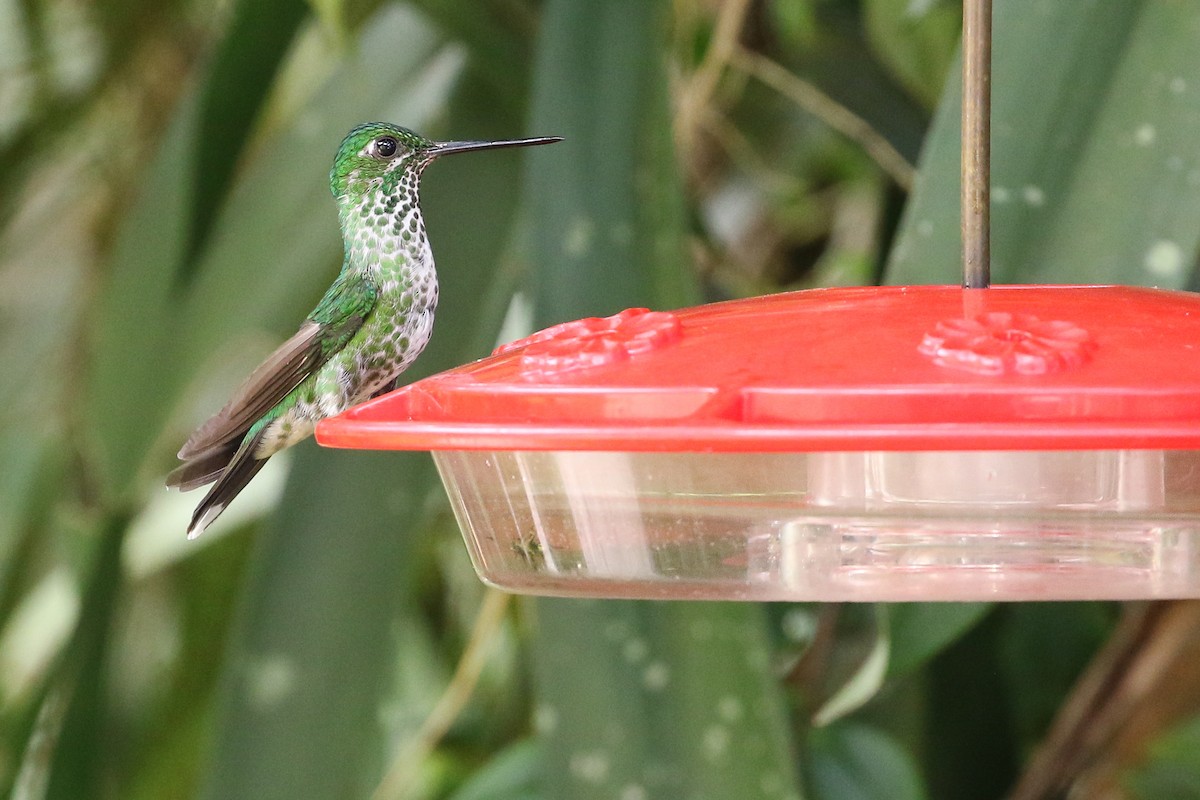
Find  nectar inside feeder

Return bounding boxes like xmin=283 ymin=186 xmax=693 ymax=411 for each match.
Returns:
xmin=316 ymin=285 xmax=1200 ymax=602
xmin=317 ymin=0 xmax=1200 ymax=602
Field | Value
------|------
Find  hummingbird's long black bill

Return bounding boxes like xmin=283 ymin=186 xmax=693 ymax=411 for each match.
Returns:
xmin=430 ymin=136 xmax=562 ymax=157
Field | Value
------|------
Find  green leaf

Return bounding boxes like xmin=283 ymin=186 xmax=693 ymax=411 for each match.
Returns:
xmin=85 ymin=91 xmax=199 ymax=503
xmin=406 ymin=0 xmax=536 ymax=104
xmin=997 ymin=603 xmax=1115 ymax=749
xmin=886 ymin=0 xmax=1200 ymax=286
xmin=449 ymin=739 xmax=544 ymax=800
xmin=532 ymin=601 xmax=801 ymax=800
xmin=121 ymin=533 xmax=255 ymax=800
xmin=0 ymin=428 xmax=59 ymax=611
xmin=863 ymin=0 xmax=961 ymax=110
xmin=807 ymin=721 xmax=927 ymax=800
xmin=195 ymin=446 xmax=434 ymax=800
xmin=524 ymin=0 xmax=695 ymax=323
xmin=186 ymin=0 xmax=309 ymax=281
xmin=41 ymin=514 xmax=129 ymax=799
xmin=813 ymin=606 xmax=890 ymax=726
xmin=772 ymin=3 xmax=930 ymax=164
xmin=791 ymin=604 xmax=992 ymax=727
xmin=923 ymin=614 xmax=1019 ymax=799
xmin=305 ymin=0 xmax=345 ymax=42
xmin=885 ymin=603 xmax=992 ymax=679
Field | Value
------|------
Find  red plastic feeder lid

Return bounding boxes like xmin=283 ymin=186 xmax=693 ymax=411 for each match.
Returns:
xmin=317 ymin=285 xmax=1200 ymax=453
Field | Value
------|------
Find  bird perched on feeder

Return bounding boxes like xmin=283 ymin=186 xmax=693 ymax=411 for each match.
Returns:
xmin=168 ymin=123 xmax=560 ymax=537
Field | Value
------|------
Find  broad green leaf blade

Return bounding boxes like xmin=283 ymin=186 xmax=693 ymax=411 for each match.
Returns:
xmin=186 ymin=0 xmax=308 ymax=279
xmin=406 ymin=0 xmax=536 ymax=105
xmin=42 ymin=515 xmax=128 ymax=799
xmin=305 ymin=0 xmax=346 ymax=41
xmin=86 ymin=93 xmax=200 ymax=502
xmin=196 ymin=447 xmax=432 ymax=800
xmin=0 ymin=429 xmax=59 ymax=611
xmin=813 ymin=607 xmax=890 ymax=727
xmin=924 ymin=614 xmax=1019 ymax=799
xmin=532 ymin=601 xmax=801 ymax=800
xmin=997 ymin=603 xmax=1115 ymax=750
xmin=887 ymin=1 xmax=1200 ymax=286
xmin=0 ymin=167 xmax=88 ymax=438
xmin=807 ymin=721 xmax=927 ymax=800
xmin=885 ymin=602 xmax=992 ymax=679
xmin=863 ymin=0 xmax=960 ymax=110
xmin=809 ymin=604 xmax=992 ymax=726
xmin=449 ymin=739 xmax=544 ymax=800
xmin=120 ymin=533 xmax=255 ymax=800
xmin=524 ymin=0 xmax=695 ymax=323
xmin=771 ymin=4 xmax=930 ymax=166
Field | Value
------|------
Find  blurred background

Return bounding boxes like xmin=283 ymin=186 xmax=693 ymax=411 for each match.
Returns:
xmin=2 ymin=0 xmax=1200 ymax=798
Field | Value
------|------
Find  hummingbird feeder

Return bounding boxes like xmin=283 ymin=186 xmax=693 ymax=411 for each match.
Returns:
xmin=317 ymin=2 xmax=1200 ymax=602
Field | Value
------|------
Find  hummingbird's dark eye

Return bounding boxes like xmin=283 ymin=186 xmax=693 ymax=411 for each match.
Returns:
xmin=374 ymin=136 xmax=398 ymax=158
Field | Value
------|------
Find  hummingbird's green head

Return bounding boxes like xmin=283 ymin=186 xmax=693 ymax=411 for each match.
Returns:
xmin=329 ymin=122 xmax=431 ymax=204
xmin=329 ymin=122 xmax=562 ymax=207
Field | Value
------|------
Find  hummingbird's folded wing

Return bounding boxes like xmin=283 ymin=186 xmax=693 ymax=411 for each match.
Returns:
xmin=175 ymin=271 xmax=378 ymax=464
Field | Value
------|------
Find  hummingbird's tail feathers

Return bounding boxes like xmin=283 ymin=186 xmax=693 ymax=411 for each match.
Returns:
xmin=165 ymin=440 xmax=239 ymax=491
xmin=185 ymin=430 xmax=268 ymax=539
xmin=178 ymin=322 xmax=324 ymax=461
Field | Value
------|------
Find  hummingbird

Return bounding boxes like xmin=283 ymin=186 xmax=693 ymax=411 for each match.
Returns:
xmin=167 ymin=122 xmax=560 ymax=538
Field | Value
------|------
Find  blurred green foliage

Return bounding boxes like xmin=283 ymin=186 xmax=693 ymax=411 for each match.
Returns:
xmin=2 ymin=0 xmax=1200 ymax=798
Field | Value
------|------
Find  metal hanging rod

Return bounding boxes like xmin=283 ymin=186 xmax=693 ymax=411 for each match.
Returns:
xmin=961 ymin=0 xmax=991 ymax=289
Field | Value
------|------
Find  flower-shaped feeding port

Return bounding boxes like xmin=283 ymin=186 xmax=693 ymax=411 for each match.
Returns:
xmin=318 ymin=285 xmax=1200 ymax=603
xmin=495 ymin=308 xmax=683 ymax=381
xmin=920 ymin=312 xmax=1096 ymax=376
